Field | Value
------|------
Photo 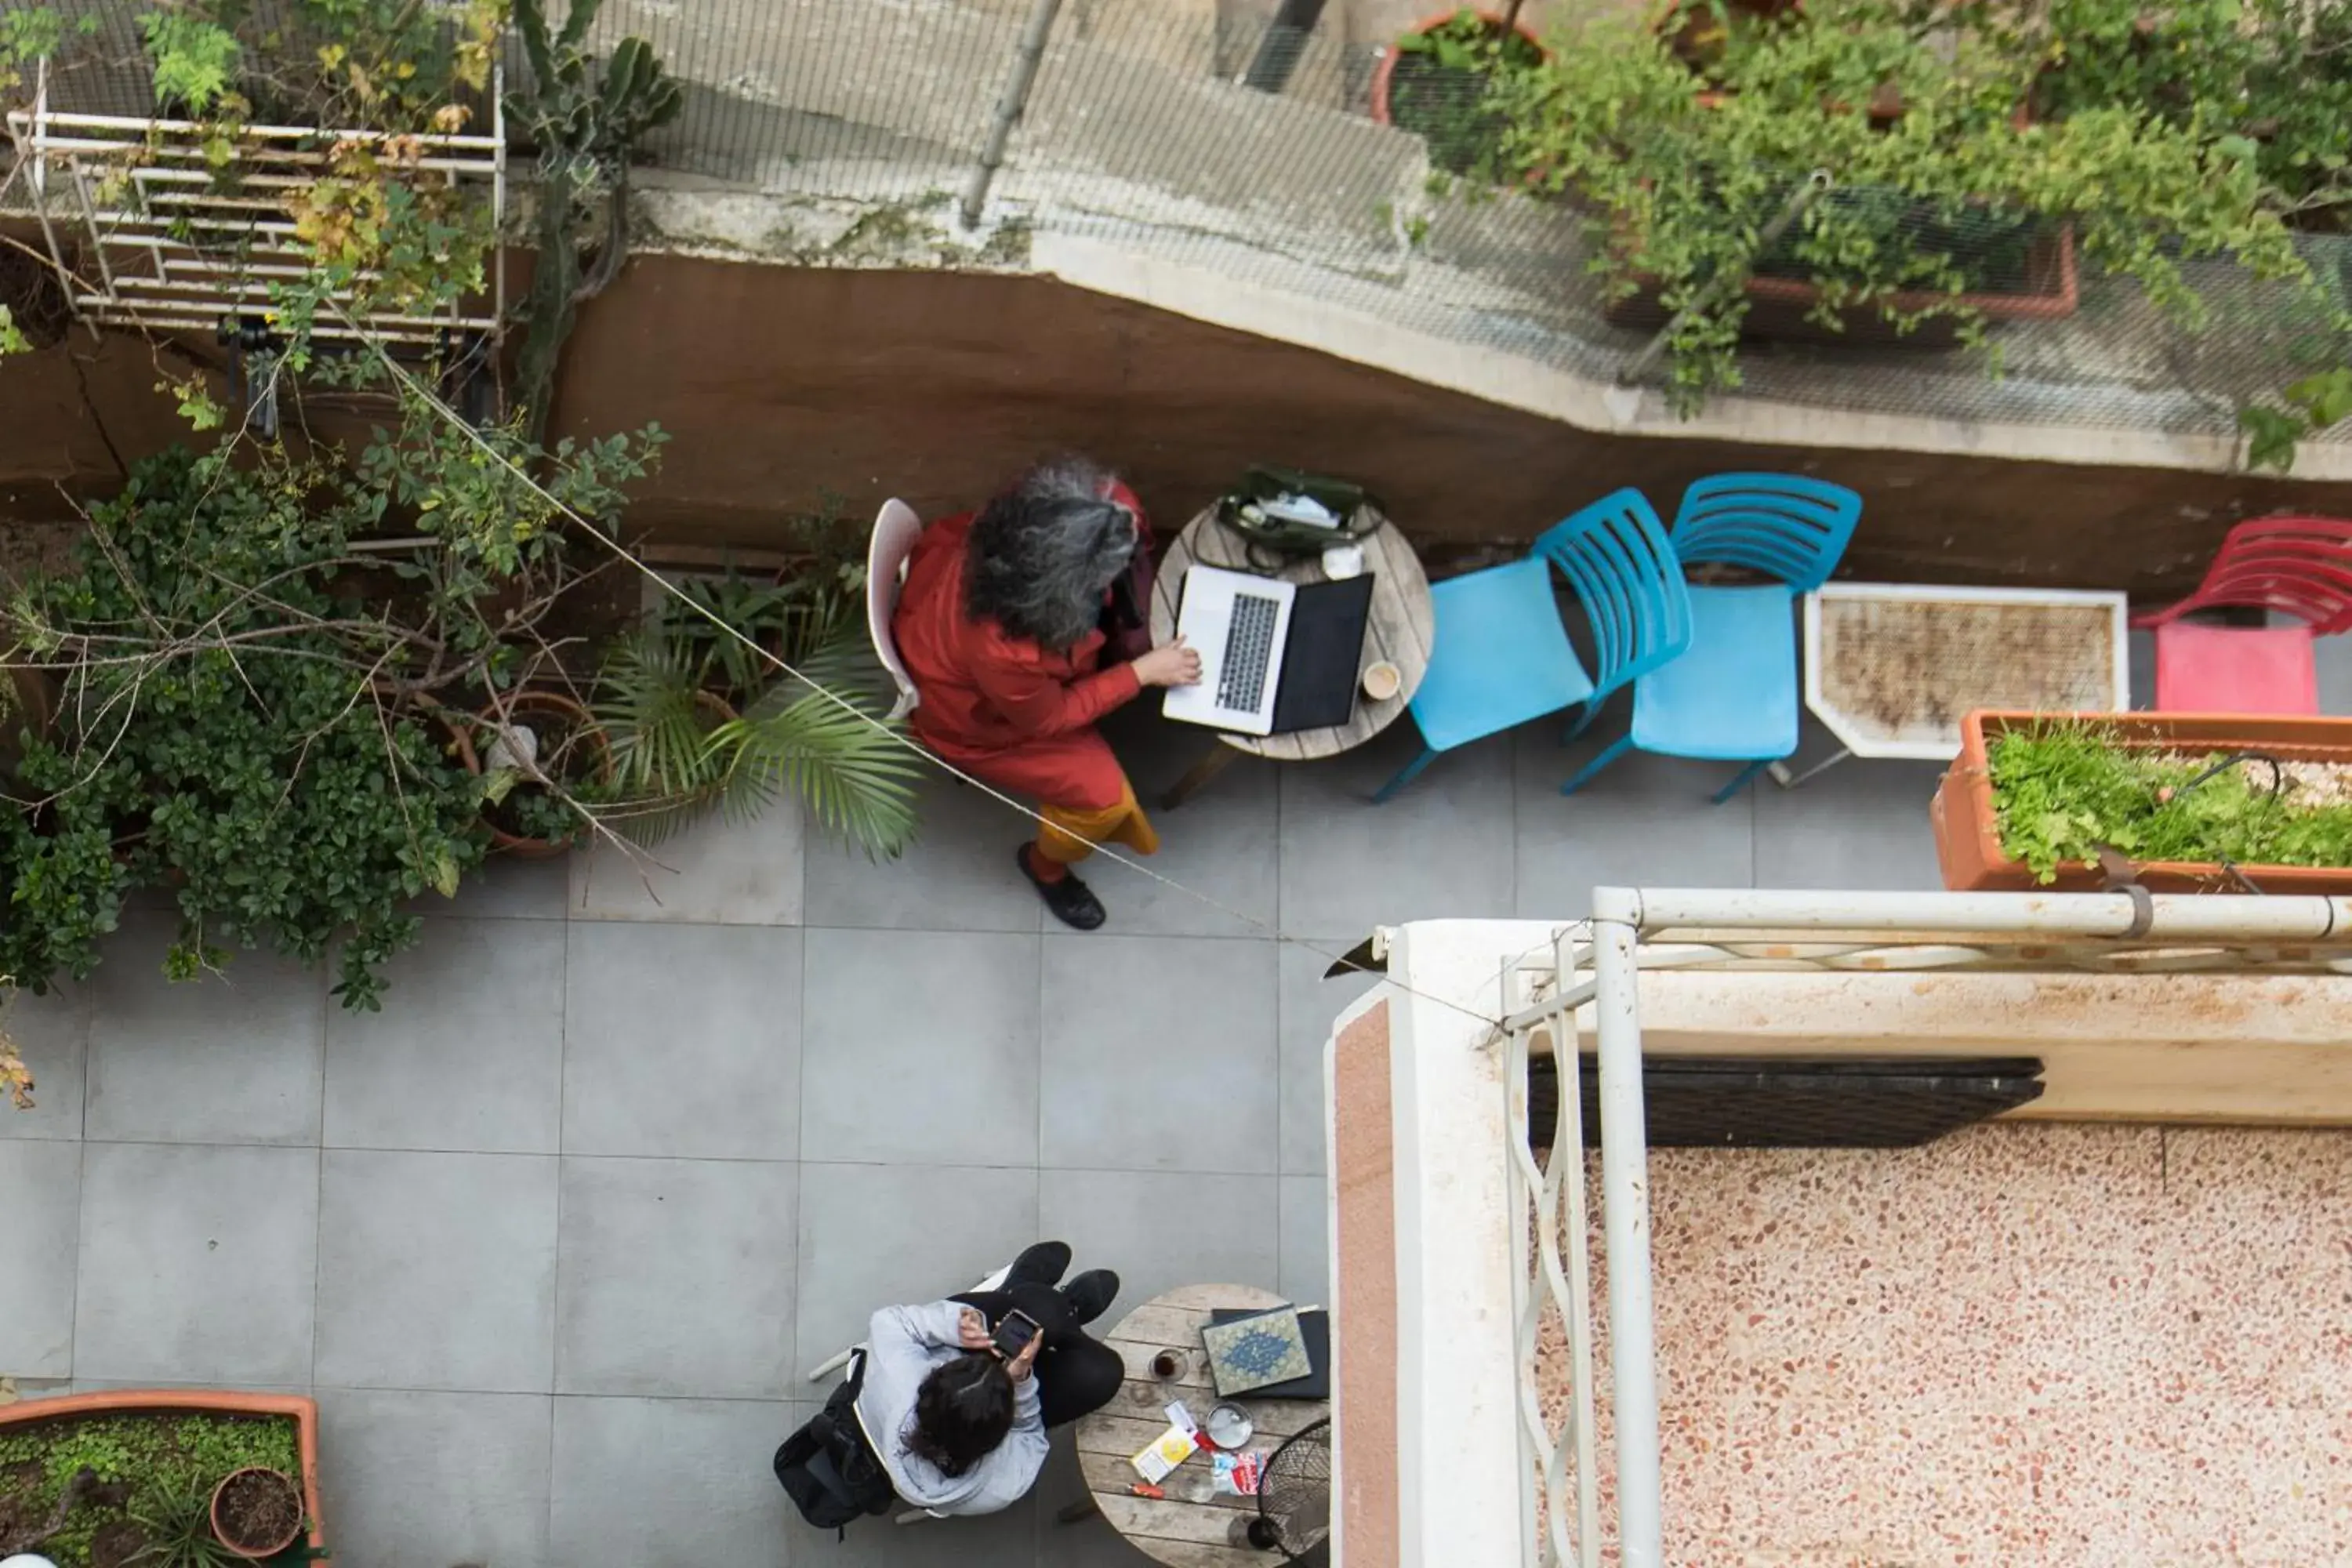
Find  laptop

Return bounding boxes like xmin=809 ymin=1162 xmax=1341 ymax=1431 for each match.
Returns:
xmin=1163 ymin=564 xmax=1376 ymax=736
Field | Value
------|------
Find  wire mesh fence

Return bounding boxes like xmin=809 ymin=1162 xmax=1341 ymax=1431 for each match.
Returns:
xmin=15 ymin=0 xmax=2352 ymax=449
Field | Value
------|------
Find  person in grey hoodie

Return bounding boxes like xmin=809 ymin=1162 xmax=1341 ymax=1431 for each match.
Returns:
xmin=856 ymin=1242 xmax=1123 ymax=1516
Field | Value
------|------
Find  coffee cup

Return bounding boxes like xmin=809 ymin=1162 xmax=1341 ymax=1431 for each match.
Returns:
xmin=1361 ymin=660 xmax=1402 ymax=702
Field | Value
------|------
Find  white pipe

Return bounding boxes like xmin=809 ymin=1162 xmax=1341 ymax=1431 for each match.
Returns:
xmin=960 ymin=0 xmax=1063 ymax=228
xmin=1620 ymin=888 xmax=2350 ymax=942
xmin=1589 ymin=888 xmax=1661 ymax=1568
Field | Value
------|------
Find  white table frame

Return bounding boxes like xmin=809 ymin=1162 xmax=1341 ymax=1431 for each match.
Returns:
xmin=1773 ymin=582 xmax=2132 ymax=786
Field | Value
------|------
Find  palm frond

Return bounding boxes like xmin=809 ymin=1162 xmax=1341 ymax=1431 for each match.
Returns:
xmin=593 ymin=629 xmax=724 ymax=800
xmin=710 ymin=658 xmax=922 ymax=859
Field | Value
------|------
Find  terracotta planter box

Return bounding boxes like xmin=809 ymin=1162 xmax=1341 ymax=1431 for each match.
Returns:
xmin=1932 ymin=710 xmax=2352 ymax=893
xmin=0 ymin=1388 xmax=325 ymax=1555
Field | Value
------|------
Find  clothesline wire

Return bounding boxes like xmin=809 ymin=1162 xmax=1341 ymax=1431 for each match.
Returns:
xmin=339 ymin=320 xmax=1519 ymax=1032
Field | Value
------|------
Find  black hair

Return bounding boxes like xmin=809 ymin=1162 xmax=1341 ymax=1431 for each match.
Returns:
xmin=905 ymin=1352 xmax=1016 ymax=1477
xmin=965 ymin=456 xmax=1140 ymax=652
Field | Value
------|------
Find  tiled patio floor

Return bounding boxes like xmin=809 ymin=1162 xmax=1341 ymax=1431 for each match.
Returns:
xmin=0 ymin=632 xmax=2328 ymax=1567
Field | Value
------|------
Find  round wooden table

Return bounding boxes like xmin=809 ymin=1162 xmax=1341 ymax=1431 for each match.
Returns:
xmin=1065 ymin=1283 xmax=1332 ymax=1566
xmin=1149 ymin=504 xmax=1435 ymax=808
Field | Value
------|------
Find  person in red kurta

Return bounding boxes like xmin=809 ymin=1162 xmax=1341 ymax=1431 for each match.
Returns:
xmin=893 ymin=459 xmax=1202 ymax=929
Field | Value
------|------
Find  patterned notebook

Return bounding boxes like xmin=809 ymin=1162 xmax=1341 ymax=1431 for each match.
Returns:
xmin=1201 ymin=1305 xmax=1312 ymax=1397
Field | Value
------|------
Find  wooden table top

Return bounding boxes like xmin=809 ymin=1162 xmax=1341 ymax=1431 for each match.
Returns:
xmin=1149 ymin=504 xmax=1435 ymax=762
xmin=1074 ymin=1283 xmax=1330 ymax=1567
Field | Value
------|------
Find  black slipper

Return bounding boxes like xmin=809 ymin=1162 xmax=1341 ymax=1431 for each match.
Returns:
xmin=1062 ymin=1269 xmax=1120 ymax=1327
xmin=1018 ymin=846 xmax=1106 ymax=931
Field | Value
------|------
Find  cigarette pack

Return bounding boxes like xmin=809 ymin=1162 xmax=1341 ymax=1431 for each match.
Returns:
xmin=1131 ymin=1423 xmax=1199 ymax=1483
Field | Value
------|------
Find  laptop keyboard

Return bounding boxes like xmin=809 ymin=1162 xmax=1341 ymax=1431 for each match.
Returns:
xmin=1218 ymin=592 xmax=1282 ymax=713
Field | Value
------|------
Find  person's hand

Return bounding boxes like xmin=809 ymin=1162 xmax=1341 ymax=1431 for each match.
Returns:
xmin=958 ymin=1308 xmax=992 ymax=1352
xmin=1134 ymin=636 xmax=1203 ymax=689
xmin=1007 ymin=1332 xmax=1044 ymax=1383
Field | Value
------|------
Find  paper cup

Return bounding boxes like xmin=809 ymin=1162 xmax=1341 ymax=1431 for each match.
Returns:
xmin=1361 ymin=660 xmax=1402 ymax=702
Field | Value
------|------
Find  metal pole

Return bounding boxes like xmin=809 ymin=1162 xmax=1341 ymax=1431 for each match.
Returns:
xmin=1589 ymin=887 xmax=1662 ymax=1568
xmin=1239 ymin=0 xmax=1329 ymax=93
xmin=960 ymin=0 xmax=1064 ymax=230
xmin=1615 ymin=168 xmax=1832 ymax=390
xmin=1620 ymin=887 xmax=2352 ymax=942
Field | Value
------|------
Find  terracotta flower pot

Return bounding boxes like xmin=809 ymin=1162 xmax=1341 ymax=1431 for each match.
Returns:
xmin=1369 ymin=7 xmax=1547 ymax=129
xmin=209 ymin=1466 xmax=304 ymax=1560
xmin=1932 ymin=709 xmax=2352 ymax=894
xmin=0 ymin=1391 xmax=325 ymax=1558
xmin=467 ymin=688 xmax=614 ymax=858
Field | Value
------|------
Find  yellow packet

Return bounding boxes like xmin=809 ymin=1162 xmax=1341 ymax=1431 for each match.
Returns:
xmin=1131 ymin=1423 xmax=1198 ymax=1483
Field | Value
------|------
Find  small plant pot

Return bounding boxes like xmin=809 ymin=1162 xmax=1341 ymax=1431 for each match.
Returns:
xmin=1933 ymin=710 xmax=2352 ymax=893
xmin=1370 ymin=8 xmax=1548 ymax=177
xmin=466 ymin=688 xmax=614 ymax=858
xmin=209 ymin=1466 xmax=305 ymax=1560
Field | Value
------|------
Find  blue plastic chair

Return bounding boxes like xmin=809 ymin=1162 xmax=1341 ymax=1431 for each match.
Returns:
xmin=1374 ymin=488 xmax=1692 ymax=802
xmin=1559 ymin=474 xmax=1862 ymax=803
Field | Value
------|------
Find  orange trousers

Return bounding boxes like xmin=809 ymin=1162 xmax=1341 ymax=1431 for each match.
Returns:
xmin=1036 ymin=777 xmax=1160 ymax=866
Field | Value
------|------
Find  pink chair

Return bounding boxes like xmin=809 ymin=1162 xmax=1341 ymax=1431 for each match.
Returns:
xmin=2132 ymin=517 xmax=2352 ymax=713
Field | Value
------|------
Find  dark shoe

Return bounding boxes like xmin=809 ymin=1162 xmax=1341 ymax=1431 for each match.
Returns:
xmin=1062 ymin=1269 xmax=1120 ymax=1327
xmin=1018 ymin=846 xmax=1106 ymax=931
xmin=1005 ymin=1241 xmax=1073 ymax=1291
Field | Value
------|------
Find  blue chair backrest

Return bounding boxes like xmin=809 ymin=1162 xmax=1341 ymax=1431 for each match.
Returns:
xmin=1669 ymin=474 xmax=1862 ymax=592
xmin=1532 ymin=488 xmax=1693 ymax=700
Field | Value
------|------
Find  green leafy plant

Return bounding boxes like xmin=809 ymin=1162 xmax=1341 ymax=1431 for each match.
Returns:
xmin=1481 ymin=0 xmax=2325 ymax=411
xmin=0 ymin=1410 xmax=301 ymax=1566
xmin=1989 ymin=721 xmax=2352 ymax=880
xmin=127 ymin=1478 xmax=236 ymax=1568
xmin=507 ymin=0 xmax=685 ymax=438
xmin=0 ymin=305 xmax=28 ymax=358
xmin=2241 ymin=366 xmax=2352 ymax=472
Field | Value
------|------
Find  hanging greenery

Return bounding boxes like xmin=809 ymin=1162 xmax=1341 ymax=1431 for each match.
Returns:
xmin=1475 ymin=0 xmax=2336 ymax=418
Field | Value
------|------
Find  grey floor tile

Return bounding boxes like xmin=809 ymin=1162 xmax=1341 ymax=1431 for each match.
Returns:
xmin=1087 ymin=709 xmax=1279 ymax=939
xmin=569 ymin=807 xmax=805 ymax=925
xmin=1278 ymin=940 xmax=1380 ymax=1178
xmin=0 ymin=1140 xmax=80 ymax=1377
xmin=2318 ymin=630 xmax=2352 ymax=717
xmin=85 ymin=921 xmax=324 ymax=1146
xmin=430 ymin=851 xmax=573 ymax=920
xmin=323 ymin=917 xmax=565 ymax=1153
xmin=75 ymin=1142 xmax=318 ymax=1385
xmin=0 ymin=985 xmax=87 ymax=1139
xmin=801 ymin=929 xmax=1040 ymax=1167
xmin=557 ymin=1156 xmax=797 ymax=1399
xmin=564 ymin=924 xmax=801 ymax=1160
xmin=1753 ymin=745 xmax=1946 ymax=891
xmin=1279 ymin=1174 xmax=1331 ymax=1312
xmin=1277 ymin=720 xmax=1515 ymax=938
xmin=1040 ymin=1169 xmax=1282 ymax=1316
xmin=550 ymin=1395 xmax=797 ymax=1568
xmin=315 ymin=1149 xmax=558 ymax=1392
xmin=317 ymin=1387 xmax=554 ymax=1568
xmin=793 ymin=1162 xmax=1040 ymax=1376
xmin=800 ymin=1484 xmax=1040 ymax=1568
xmin=1040 ymin=935 xmax=1277 ymax=1174
xmin=1515 ymin=728 xmax=1757 ymax=916
xmin=804 ymin=771 xmax=1043 ymax=935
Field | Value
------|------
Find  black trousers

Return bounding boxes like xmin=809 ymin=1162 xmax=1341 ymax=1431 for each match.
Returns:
xmin=952 ymin=1283 xmax=1125 ymax=1431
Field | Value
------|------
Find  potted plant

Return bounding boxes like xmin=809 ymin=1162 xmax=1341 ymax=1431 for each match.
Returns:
xmin=1932 ymin=710 xmax=2352 ymax=894
xmin=1481 ymin=0 xmax=2318 ymax=410
xmin=208 ymin=1466 xmax=303 ymax=1559
xmin=463 ymin=687 xmax=613 ymax=858
xmin=1370 ymin=7 xmax=1546 ymax=177
xmin=0 ymin=1389 xmax=325 ymax=1566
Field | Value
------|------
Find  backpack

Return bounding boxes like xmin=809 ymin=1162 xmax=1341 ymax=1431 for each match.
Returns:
xmin=774 ymin=1352 xmax=898 ymax=1534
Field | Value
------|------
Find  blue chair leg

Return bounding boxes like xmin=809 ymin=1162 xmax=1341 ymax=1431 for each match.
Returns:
xmin=1371 ymin=746 xmax=1439 ymax=804
xmin=1562 ymin=699 xmax=1604 ymax=744
xmin=1711 ymin=757 xmax=1776 ymax=804
xmin=1559 ymin=734 xmax=1635 ymax=797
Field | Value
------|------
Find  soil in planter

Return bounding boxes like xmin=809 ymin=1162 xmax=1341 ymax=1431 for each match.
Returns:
xmin=1988 ymin=722 xmax=2352 ymax=881
xmin=212 ymin=1468 xmax=302 ymax=1554
xmin=0 ymin=1411 xmax=300 ymax=1568
xmin=1386 ymin=16 xmax=1544 ymax=177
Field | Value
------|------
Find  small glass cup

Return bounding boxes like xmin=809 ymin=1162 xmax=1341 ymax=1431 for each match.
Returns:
xmin=1150 ymin=1348 xmax=1185 ymax=1381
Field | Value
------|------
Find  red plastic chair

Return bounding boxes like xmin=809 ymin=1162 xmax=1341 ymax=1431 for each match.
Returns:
xmin=2131 ymin=517 xmax=2352 ymax=713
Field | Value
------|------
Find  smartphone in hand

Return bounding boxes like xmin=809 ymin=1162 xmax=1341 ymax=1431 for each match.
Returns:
xmin=991 ymin=1308 xmax=1042 ymax=1361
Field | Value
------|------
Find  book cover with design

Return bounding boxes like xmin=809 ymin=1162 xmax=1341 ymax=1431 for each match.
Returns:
xmin=1201 ymin=1305 xmax=1311 ymax=1396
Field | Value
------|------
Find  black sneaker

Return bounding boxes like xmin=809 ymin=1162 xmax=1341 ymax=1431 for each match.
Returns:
xmin=1017 ymin=845 xmax=1106 ymax=931
xmin=1062 ymin=1269 xmax=1120 ymax=1327
xmin=1005 ymin=1241 xmax=1073 ymax=1291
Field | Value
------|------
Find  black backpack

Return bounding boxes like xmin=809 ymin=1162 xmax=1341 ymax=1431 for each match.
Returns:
xmin=774 ymin=1352 xmax=899 ymax=1535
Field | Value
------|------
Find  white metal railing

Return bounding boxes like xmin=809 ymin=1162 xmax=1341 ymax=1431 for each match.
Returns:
xmin=1479 ymin=887 xmax=2352 ymax=1568
xmin=7 ymin=59 xmax=506 ymax=345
